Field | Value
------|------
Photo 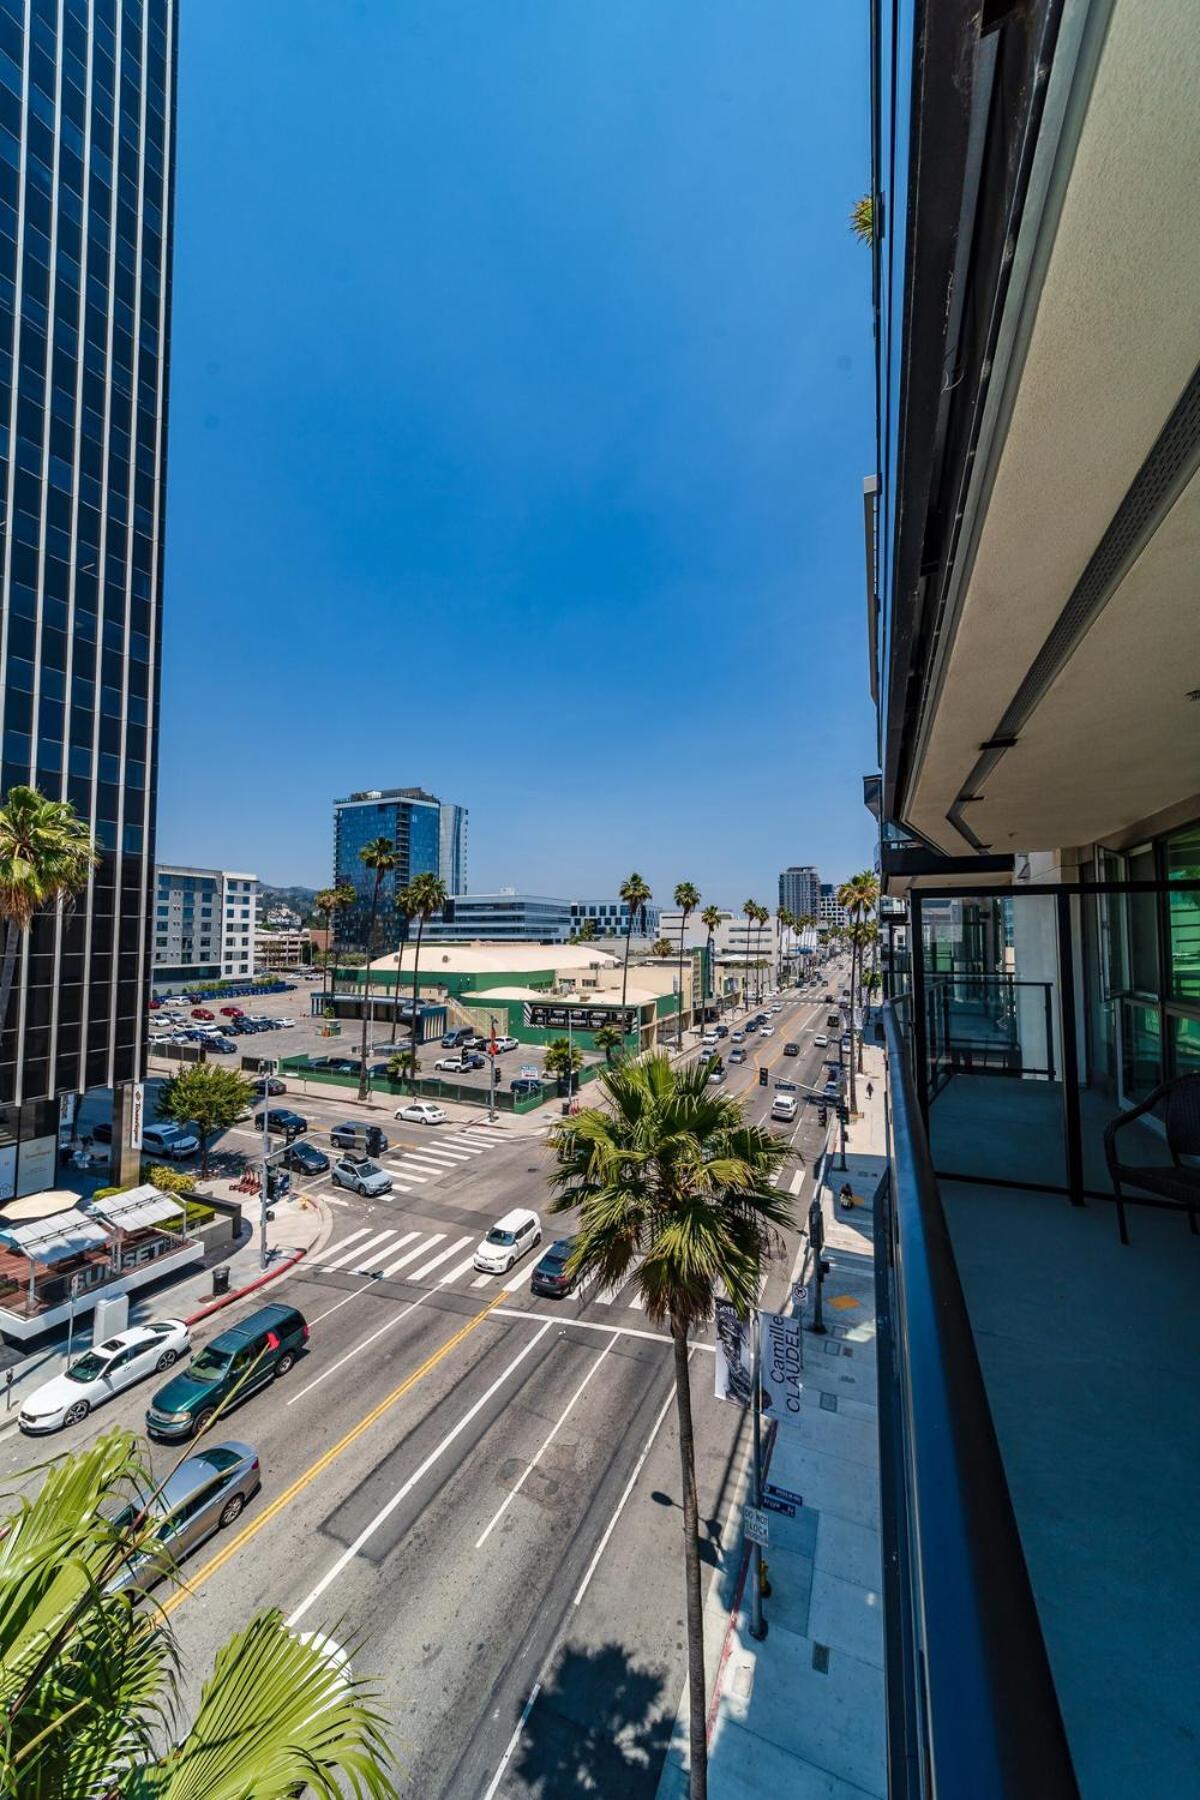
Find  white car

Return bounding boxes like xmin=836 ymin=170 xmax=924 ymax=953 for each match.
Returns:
xmin=473 ymin=1208 xmax=542 ymax=1274
xmin=770 ymin=1094 xmax=798 ymax=1123
xmin=813 ymin=1033 xmax=829 ymax=1048
xmin=19 ymin=1321 xmax=191 ymax=1435
xmin=396 ymin=1102 xmax=447 ymax=1125
xmin=490 ymin=1035 xmax=519 ymax=1052
xmin=277 ymin=1017 xmax=296 ymax=1028
xmin=759 ymin=1025 xmax=775 ymax=1038
xmin=731 ymin=1030 xmax=746 ymax=1043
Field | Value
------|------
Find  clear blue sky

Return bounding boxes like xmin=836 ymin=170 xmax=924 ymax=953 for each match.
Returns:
xmin=158 ymin=0 xmax=878 ymax=907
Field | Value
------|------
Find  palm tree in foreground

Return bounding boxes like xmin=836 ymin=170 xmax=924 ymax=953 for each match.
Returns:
xmin=0 ymin=1429 xmax=396 ymax=1798
xmin=549 ymin=1057 xmax=794 ymax=1800
xmin=673 ymin=881 xmax=700 ymax=1048
xmin=619 ymin=871 xmax=653 ymax=1030
xmin=0 ymin=785 xmax=97 ymax=1038
xmin=357 ymin=838 xmax=398 ymax=1099
xmin=399 ymin=871 xmax=448 ymax=1091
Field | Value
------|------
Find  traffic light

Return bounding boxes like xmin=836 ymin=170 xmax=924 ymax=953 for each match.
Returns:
xmin=758 ymin=1067 xmax=768 ymax=1087
xmin=837 ymin=1100 xmax=850 ymax=1125
xmin=818 ymin=1102 xmax=828 ymax=1127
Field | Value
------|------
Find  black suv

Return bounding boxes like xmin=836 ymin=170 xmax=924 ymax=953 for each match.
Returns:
xmin=329 ymin=1122 xmax=389 ymax=1156
xmin=146 ymin=1304 xmax=309 ymax=1441
xmin=783 ymin=1042 xmax=800 ymax=1057
xmin=253 ymin=1108 xmax=308 ymax=1139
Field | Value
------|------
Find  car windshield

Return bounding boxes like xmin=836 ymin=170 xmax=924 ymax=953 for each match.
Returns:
xmin=541 ymin=1254 xmax=567 ymax=1271
xmin=487 ymin=1228 xmax=516 ymax=1246
xmin=188 ymin=1346 xmax=232 ymax=1381
xmin=65 ymin=1350 xmax=110 ymax=1383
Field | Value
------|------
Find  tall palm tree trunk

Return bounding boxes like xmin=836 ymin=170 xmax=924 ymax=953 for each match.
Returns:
xmin=409 ymin=915 xmax=426 ymax=1092
xmin=621 ymin=919 xmax=634 ymax=1015
xmin=671 ymin=1316 xmax=708 ymax=1800
xmin=320 ymin=907 xmax=331 ymax=1009
xmin=0 ymin=919 xmax=22 ymax=1041
xmin=845 ymin=934 xmax=858 ymax=1116
xmin=357 ymin=881 xmax=382 ymax=1101
xmin=677 ymin=909 xmax=690 ymax=1047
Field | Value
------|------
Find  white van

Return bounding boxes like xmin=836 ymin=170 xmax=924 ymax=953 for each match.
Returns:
xmin=473 ymin=1208 xmax=542 ymax=1274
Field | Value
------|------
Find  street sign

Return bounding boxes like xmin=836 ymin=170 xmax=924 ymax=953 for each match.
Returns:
xmin=764 ymin=1481 xmax=803 ymax=1518
xmin=744 ymin=1505 xmax=769 ymax=1546
xmin=791 ymin=1282 xmax=808 ymax=1307
xmin=762 ymin=1493 xmax=796 ymax=1518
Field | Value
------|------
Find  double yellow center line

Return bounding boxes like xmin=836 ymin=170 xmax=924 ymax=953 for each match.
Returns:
xmin=160 ymin=1288 xmax=507 ymax=1619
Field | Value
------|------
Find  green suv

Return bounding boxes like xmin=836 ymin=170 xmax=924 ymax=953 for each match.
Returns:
xmin=145 ymin=1303 xmax=309 ymax=1441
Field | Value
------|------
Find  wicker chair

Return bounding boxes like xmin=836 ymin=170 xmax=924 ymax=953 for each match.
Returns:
xmin=1103 ymin=1073 xmax=1200 ymax=1246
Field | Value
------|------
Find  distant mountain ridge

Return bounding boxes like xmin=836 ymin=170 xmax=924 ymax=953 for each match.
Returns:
xmin=259 ymin=883 xmax=319 ymax=918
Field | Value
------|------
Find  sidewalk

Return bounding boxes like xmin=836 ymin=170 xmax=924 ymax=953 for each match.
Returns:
xmin=0 ymin=1186 xmax=333 ymax=1428
xmin=659 ymin=1041 xmax=888 ymax=1800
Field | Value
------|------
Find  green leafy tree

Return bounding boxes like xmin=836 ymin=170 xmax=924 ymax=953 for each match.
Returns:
xmin=578 ymin=917 xmax=597 ymax=942
xmin=548 ymin=1057 xmax=795 ymax=1800
xmin=356 ymin=839 xmax=398 ymax=1099
xmin=0 ymin=785 xmax=98 ymax=1040
xmin=618 ymin=873 xmax=652 ymax=1029
xmin=593 ymin=1022 xmax=625 ymax=1065
xmin=673 ymin=881 xmax=700 ymax=1045
xmin=155 ymin=1063 xmax=255 ymax=1178
xmin=0 ymin=1428 xmax=397 ymax=1798
xmin=398 ymin=872 xmax=449 ymax=1092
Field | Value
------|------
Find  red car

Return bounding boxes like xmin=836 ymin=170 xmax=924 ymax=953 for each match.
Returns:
xmin=191 ymin=1007 xmax=215 ymax=1021
xmin=148 ymin=998 xmax=162 ymax=1010
xmin=219 ymin=1005 xmax=244 ymax=1018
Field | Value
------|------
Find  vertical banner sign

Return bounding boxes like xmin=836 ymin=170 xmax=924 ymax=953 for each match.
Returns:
xmin=129 ymin=1082 xmax=145 ymax=1152
xmin=58 ymin=1091 xmax=78 ymax=1136
xmin=758 ymin=1309 xmax=804 ymax=1430
xmin=713 ymin=1297 xmax=753 ymax=1407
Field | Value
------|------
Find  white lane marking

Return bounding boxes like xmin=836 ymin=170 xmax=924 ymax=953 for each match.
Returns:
xmin=393 ymin=1156 xmax=456 ymax=1175
xmin=628 ymin=1290 xmax=646 ymax=1312
xmin=287 ymin=1289 xmax=435 ymax=1404
xmin=356 ymin=1230 xmax=418 ymax=1272
xmin=790 ymin=1168 xmax=805 ymax=1194
xmin=286 ymin=1321 xmax=554 ymax=1626
xmin=492 ymin=1306 xmax=715 ymax=1351
xmin=439 ymin=1252 xmax=480 ymax=1288
xmin=471 ymin=1273 xmax=492 ymax=1289
xmin=307 ymin=1225 xmax=370 ymax=1262
xmin=408 ymin=1236 xmax=473 ymax=1283
xmin=383 ymin=1162 xmax=428 ymax=1183
xmin=402 ymin=1141 xmax=473 ymax=1160
xmin=319 ymin=1229 xmax=397 ymax=1272
xmin=476 ymin=1331 xmax=619 ymax=1550
xmin=501 ymin=1258 xmax=537 ymax=1294
xmin=482 ymin=1684 xmax=541 ymax=1800
xmin=572 ymin=1359 xmax=689 ymax=1606
xmin=595 ymin=1255 xmax=644 ymax=1307
xmin=378 ymin=1233 xmax=445 ymax=1280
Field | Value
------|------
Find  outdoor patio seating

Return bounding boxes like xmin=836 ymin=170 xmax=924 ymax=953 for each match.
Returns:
xmin=1103 ymin=1073 xmax=1200 ymax=1246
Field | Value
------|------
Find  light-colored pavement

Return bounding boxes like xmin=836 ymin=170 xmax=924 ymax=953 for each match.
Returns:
xmin=658 ymin=1028 xmax=887 ymax=1800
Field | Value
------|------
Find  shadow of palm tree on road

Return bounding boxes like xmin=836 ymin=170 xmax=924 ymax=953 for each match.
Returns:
xmin=513 ymin=1641 xmax=672 ymax=1798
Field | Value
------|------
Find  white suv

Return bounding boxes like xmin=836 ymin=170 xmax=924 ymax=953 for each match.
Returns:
xmin=473 ymin=1208 xmax=542 ymax=1274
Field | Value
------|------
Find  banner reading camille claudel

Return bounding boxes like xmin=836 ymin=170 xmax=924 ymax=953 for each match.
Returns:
xmin=713 ymin=1297 xmax=752 ymax=1407
xmin=758 ymin=1309 xmax=804 ymax=1430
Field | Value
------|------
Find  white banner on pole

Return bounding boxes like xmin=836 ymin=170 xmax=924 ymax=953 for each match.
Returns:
xmin=713 ymin=1297 xmax=752 ymax=1407
xmin=758 ymin=1308 xmax=804 ymax=1430
xmin=129 ymin=1081 xmax=144 ymax=1152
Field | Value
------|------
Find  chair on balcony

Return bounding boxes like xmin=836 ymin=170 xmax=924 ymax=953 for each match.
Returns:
xmin=1104 ymin=1074 xmax=1200 ymax=1246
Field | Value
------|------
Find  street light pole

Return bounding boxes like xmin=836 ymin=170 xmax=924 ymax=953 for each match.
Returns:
xmin=488 ymin=1013 xmax=498 ymax=1123
xmin=259 ymin=1057 xmax=271 ymax=1270
xmin=749 ymin=1306 xmax=767 ymax=1639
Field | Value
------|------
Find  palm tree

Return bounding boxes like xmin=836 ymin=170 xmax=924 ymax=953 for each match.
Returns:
xmin=314 ymin=882 xmax=355 ymax=1008
xmin=850 ymin=193 xmax=874 ymax=245
xmin=673 ymin=881 xmax=700 ymax=1048
xmin=775 ymin=906 xmax=792 ymax=988
xmin=0 ymin=1428 xmax=396 ymax=1797
xmin=542 ymin=1034 xmax=584 ymax=1095
xmin=741 ymin=898 xmax=757 ymax=1012
xmin=548 ymin=1057 xmax=795 ymax=1800
xmin=618 ymin=872 xmax=652 ymax=1027
xmin=356 ymin=838 xmax=398 ymax=1099
xmin=650 ymin=937 xmax=674 ymax=959
xmin=593 ymin=1021 xmax=625 ymax=1064
xmin=0 ymin=785 xmax=97 ymax=1039
xmin=700 ymin=904 xmax=723 ymax=1014
xmin=751 ymin=901 xmax=770 ymax=1004
xmin=837 ymin=870 xmax=880 ymax=1113
xmin=398 ymin=872 xmax=448 ymax=1091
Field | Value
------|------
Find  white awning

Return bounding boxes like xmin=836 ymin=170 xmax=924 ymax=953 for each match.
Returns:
xmin=0 ymin=1209 xmax=110 ymax=1265
xmin=90 ymin=1184 xmax=184 ymax=1234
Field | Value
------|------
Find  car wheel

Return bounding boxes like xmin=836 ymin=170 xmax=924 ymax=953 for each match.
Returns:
xmin=274 ymin=1351 xmax=295 ymax=1377
xmin=218 ymin=1493 xmax=246 ymax=1529
xmin=507 ymin=1255 xmax=516 ymax=1272
xmin=155 ymin=1347 xmax=179 ymax=1370
xmin=193 ymin=1407 xmax=217 ymax=1436
xmin=63 ymin=1399 xmax=90 ymax=1428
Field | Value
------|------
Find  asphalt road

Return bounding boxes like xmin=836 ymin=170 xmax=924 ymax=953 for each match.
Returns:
xmin=6 ymin=962 xmax=851 ymax=1797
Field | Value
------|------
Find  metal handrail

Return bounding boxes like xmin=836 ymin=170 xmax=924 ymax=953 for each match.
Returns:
xmin=879 ymin=1000 xmax=1078 ymax=1797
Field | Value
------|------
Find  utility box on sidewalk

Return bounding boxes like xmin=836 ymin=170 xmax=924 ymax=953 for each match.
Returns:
xmin=92 ymin=1292 xmax=129 ymax=1342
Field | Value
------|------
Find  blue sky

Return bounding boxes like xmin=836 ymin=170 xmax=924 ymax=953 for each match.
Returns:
xmin=158 ymin=0 xmax=877 ymax=907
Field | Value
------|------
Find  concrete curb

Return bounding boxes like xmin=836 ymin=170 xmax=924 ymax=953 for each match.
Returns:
xmin=184 ymin=1246 xmax=309 ymax=1326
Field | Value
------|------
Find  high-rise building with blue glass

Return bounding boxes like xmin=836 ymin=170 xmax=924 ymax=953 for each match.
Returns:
xmin=0 ymin=0 xmax=177 ymax=1193
xmin=332 ymin=787 xmax=467 ymax=953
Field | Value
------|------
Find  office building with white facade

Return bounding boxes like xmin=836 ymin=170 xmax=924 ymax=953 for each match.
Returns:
xmin=152 ymin=867 xmax=258 ymax=989
xmin=818 ymin=883 xmax=847 ymax=929
xmin=570 ymin=898 xmax=662 ymax=939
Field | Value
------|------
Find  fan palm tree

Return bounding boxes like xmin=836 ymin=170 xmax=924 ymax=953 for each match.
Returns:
xmin=0 ymin=1428 xmax=396 ymax=1798
xmin=548 ymin=1057 xmax=795 ymax=1800
xmin=751 ymin=901 xmax=771 ymax=1004
xmin=314 ymin=882 xmax=355 ymax=1007
xmin=672 ymin=882 xmax=700 ymax=1047
xmin=775 ymin=906 xmax=793 ymax=988
xmin=618 ymin=873 xmax=652 ymax=1023
xmin=356 ymin=838 xmax=398 ymax=1099
xmin=593 ymin=1021 xmax=625 ymax=1065
xmin=741 ymin=898 xmax=758 ymax=1011
xmin=837 ymin=870 xmax=880 ymax=1112
xmin=399 ymin=872 xmax=448 ymax=1091
xmin=700 ymin=904 xmax=723 ymax=1013
xmin=850 ymin=193 xmax=874 ymax=246
xmin=0 ymin=785 xmax=98 ymax=1040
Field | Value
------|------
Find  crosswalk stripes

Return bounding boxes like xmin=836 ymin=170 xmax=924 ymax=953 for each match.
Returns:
xmin=595 ymin=1256 xmax=644 ymax=1306
xmin=356 ymin=1230 xmax=417 ymax=1272
xmin=318 ymin=1229 xmax=397 ymax=1273
xmin=439 ymin=1251 xmax=481 ymax=1288
xmin=377 ymin=1233 xmax=444 ymax=1280
xmin=408 ymin=1236 xmax=473 ymax=1282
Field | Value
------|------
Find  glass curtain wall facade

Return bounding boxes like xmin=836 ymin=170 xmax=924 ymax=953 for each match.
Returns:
xmin=0 ymin=0 xmax=177 ymax=1116
xmin=333 ymin=789 xmax=465 ymax=953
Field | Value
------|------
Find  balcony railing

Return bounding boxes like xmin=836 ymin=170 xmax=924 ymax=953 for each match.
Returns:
xmin=877 ymin=1000 xmax=1078 ymax=1797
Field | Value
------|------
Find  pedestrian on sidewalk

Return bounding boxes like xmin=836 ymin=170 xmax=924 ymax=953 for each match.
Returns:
xmin=866 ymin=1080 xmax=874 ymax=1101
xmin=840 ymin=1182 xmax=855 ymax=1210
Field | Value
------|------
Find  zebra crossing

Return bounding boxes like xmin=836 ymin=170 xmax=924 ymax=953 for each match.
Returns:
xmin=304 ymin=1220 xmax=652 ymax=1310
xmin=363 ymin=1127 xmax=505 ymax=1196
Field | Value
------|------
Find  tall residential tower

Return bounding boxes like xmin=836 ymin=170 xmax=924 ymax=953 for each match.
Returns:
xmin=778 ymin=864 xmax=820 ymax=920
xmin=332 ymin=787 xmax=467 ymax=952
xmin=0 ymin=0 xmax=178 ymax=1193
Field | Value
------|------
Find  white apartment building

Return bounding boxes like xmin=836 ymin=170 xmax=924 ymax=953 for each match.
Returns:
xmin=152 ymin=867 xmax=259 ymax=991
xmin=818 ymin=882 xmax=848 ymax=929
xmin=659 ymin=908 xmax=780 ymax=966
xmin=255 ymin=926 xmax=310 ymax=970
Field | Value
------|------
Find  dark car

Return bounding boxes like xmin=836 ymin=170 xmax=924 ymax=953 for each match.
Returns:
xmin=714 ymin=1025 xmax=729 ymax=1038
xmin=252 ymin=1077 xmax=287 ymax=1097
xmin=205 ymin=1036 xmax=236 ymax=1054
xmin=282 ymin=1139 xmax=330 ymax=1176
xmin=744 ymin=1020 xmax=758 ymax=1034
xmin=441 ymin=1028 xmax=475 ymax=1049
xmin=145 ymin=1304 xmax=309 ymax=1441
xmin=783 ymin=1042 xmax=800 ymax=1057
xmin=329 ymin=1122 xmax=389 ymax=1156
xmin=253 ymin=1108 xmax=307 ymax=1139
xmin=531 ymin=1237 xmax=579 ymax=1298
xmin=510 ymin=1076 xmax=544 ymax=1097
xmin=325 ymin=1058 xmax=361 ymax=1075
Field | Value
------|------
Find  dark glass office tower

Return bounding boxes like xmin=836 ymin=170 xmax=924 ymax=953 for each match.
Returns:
xmin=0 ymin=0 xmax=177 ymax=1182
xmin=332 ymin=788 xmax=468 ymax=953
